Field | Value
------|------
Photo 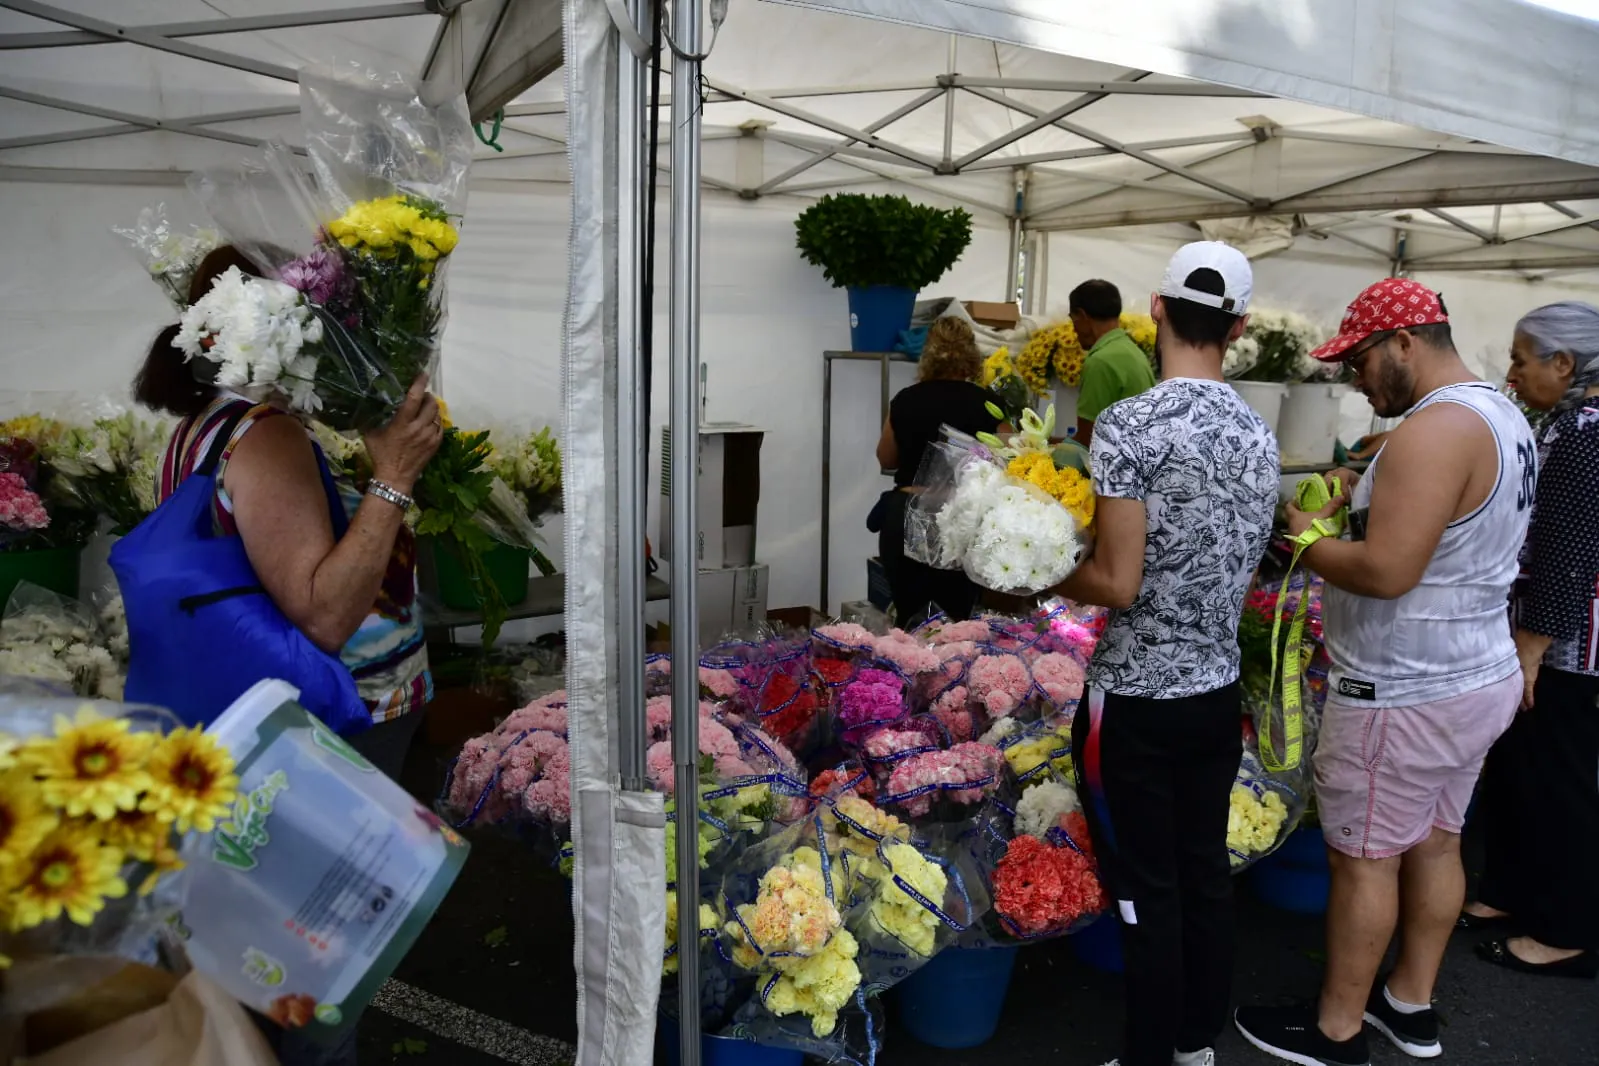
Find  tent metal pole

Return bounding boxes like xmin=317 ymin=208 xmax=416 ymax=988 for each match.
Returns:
xmin=0 ymin=3 xmax=428 ymax=48
xmin=668 ymin=0 xmax=704 ymax=1060
xmin=617 ymin=0 xmax=650 ymax=791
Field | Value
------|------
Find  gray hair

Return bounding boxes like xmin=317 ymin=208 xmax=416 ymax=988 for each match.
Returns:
xmin=1514 ymin=301 xmax=1599 ymax=415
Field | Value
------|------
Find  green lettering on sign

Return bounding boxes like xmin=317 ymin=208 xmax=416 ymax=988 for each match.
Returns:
xmin=213 ymin=770 xmax=291 ymax=871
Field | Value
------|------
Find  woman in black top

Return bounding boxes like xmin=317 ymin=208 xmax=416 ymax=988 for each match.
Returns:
xmin=874 ymin=317 xmax=1001 ymax=624
xmin=1466 ymin=301 xmax=1599 ymax=979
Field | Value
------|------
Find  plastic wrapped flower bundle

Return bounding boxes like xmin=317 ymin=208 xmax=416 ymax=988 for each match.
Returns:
xmin=834 ymin=667 xmax=909 ymax=743
xmin=178 ymin=65 xmax=472 ymax=430
xmin=989 ymin=812 xmax=1107 ymax=938
xmin=907 ymin=404 xmax=1093 ymax=595
xmin=723 ymin=844 xmax=862 ymax=1038
xmin=1227 ymin=737 xmax=1309 ymax=872
xmin=0 ymin=586 xmax=123 ymax=700
xmin=1015 ymin=320 xmax=1084 ymax=390
xmin=992 ymin=721 xmax=1075 ymax=786
xmin=869 ymin=628 xmax=942 ymax=679
xmin=881 ymin=742 xmax=1005 ymax=820
xmin=39 ymin=411 xmax=171 ymax=536
xmin=853 ymin=716 xmax=945 ymax=776
xmin=445 ymin=721 xmax=571 ymax=830
xmin=0 ymin=684 xmax=239 ymax=963
xmin=966 ymin=651 xmax=1034 ymax=718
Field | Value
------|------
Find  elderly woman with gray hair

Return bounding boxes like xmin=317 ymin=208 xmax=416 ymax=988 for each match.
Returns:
xmin=1462 ymin=301 xmax=1599 ymax=979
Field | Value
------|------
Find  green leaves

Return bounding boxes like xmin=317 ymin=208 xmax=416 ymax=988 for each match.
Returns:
xmin=416 ymin=428 xmax=508 ymax=644
xmin=795 ymin=194 xmax=973 ymax=291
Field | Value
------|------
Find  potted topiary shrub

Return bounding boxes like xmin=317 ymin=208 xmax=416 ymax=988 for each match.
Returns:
xmin=795 ymin=193 xmax=973 ymax=352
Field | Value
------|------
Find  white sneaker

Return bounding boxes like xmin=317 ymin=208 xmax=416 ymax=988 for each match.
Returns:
xmin=1174 ymin=1051 xmax=1216 ymax=1066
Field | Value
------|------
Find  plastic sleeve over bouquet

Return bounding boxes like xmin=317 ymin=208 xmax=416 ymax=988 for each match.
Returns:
xmin=188 ymin=64 xmax=473 ymax=431
xmin=904 ymin=431 xmax=1092 ymax=595
xmin=1227 ymin=710 xmax=1312 ymax=873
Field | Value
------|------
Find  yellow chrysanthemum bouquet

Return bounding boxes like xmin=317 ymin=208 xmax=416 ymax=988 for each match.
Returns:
xmin=1226 ymin=735 xmax=1309 ymax=871
xmin=0 ymin=692 xmax=237 ymax=965
xmin=1016 ymin=320 xmax=1086 ymax=390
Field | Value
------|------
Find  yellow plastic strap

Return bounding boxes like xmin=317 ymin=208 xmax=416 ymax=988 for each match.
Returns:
xmin=1261 ymin=476 xmax=1344 ymax=773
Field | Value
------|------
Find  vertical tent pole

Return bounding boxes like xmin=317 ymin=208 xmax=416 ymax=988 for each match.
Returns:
xmin=617 ymin=0 xmax=650 ymax=792
xmin=668 ymin=0 xmax=704 ymax=1061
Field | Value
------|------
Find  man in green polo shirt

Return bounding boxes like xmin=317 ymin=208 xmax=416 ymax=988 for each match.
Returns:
xmin=1071 ymin=279 xmax=1157 ymax=447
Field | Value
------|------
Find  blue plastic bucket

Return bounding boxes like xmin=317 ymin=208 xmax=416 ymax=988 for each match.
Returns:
xmin=1070 ymin=914 xmax=1124 ymax=974
xmin=895 ymin=944 xmax=1018 ymax=1049
xmin=847 ymin=285 xmax=917 ymax=353
xmin=658 ymin=1018 xmax=805 ymax=1066
xmin=1251 ymin=826 xmax=1331 ymax=915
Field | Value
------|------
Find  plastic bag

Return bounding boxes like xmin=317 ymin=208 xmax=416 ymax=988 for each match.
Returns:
xmin=187 ymin=63 xmax=473 ymax=431
xmin=1227 ymin=719 xmax=1312 ymax=873
xmin=110 ymin=203 xmax=224 ymax=311
xmin=0 ymin=682 xmax=214 ymax=967
xmin=0 ymin=582 xmax=123 ymax=700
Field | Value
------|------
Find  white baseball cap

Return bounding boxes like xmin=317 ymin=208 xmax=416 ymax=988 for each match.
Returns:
xmin=1159 ymin=241 xmax=1252 ymax=315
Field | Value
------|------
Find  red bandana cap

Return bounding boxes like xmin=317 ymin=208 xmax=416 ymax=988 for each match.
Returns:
xmin=1310 ymin=278 xmax=1449 ymax=362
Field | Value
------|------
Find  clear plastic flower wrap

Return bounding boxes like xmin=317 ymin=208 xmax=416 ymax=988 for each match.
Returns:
xmin=186 ymin=64 xmax=474 ymax=431
xmin=1228 ymin=714 xmax=1312 ymax=873
xmin=701 ymin=633 xmax=822 ymax=758
xmin=717 ymin=803 xmax=985 ymax=1059
xmin=0 ymin=679 xmax=239 ymax=967
xmin=958 ymin=767 xmax=1107 ymax=947
xmin=904 ymin=412 xmax=1094 ymax=594
xmin=109 ymin=203 xmax=224 ymax=311
xmin=0 ymin=582 xmax=123 ymax=700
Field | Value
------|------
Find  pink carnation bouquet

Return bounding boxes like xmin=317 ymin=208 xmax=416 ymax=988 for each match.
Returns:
xmin=881 ymin=742 xmax=1004 ymax=819
xmin=835 ymin=667 xmax=909 ymax=742
xmin=967 ymin=652 xmax=1035 ymax=718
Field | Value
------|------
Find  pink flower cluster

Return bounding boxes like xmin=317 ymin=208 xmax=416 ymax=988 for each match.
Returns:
xmin=883 ymin=742 xmax=1004 ymax=817
xmin=926 ymin=620 xmax=992 ymax=645
xmin=814 ymin=622 xmax=876 ymax=654
xmin=1030 ymin=653 xmax=1085 ymax=708
xmin=930 ymin=686 xmax=974 ymax=743
xmin=837 ymin=668 xmax=907 ymax=733
xmin=448 ymin=699 xmax=573 ymax=827
xmin=648 ymin=710 xmax=755 ymax=791
xmin=0 ymin=472 xmax=49 ymax=533
xmin=871 ymin=629 xmax=941 ymax=676
xmin=967 ymin=653 xmax=1033 ymax=717
xmin=858 ymin=719 xmax=942 ymax=764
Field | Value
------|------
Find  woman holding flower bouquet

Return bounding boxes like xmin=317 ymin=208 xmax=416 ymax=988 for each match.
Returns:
xmin=132 ymin=246 xmax=442 ymax=778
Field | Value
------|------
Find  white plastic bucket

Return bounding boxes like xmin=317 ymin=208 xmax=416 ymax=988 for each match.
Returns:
xmin=1278 ymin=383 xmax=1345 ymax=465
xmin=1230 ymin=381 xmax=1288 ymax=435
xmin=182 ymin=681 xmax=469 ymax=1037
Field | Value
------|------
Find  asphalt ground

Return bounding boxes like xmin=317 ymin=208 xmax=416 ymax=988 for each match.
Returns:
xmin=357 ymin=730 xmax=1597 ymax=1066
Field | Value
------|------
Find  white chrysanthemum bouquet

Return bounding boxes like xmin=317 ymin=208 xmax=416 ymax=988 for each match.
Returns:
xmin=905 ymin=404 xmax=1092 ymax=595
xmin=173 ymin=266 xmax=325 ymax=412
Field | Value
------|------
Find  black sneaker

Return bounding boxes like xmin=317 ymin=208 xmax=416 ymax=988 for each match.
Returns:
xmin=1363 ymin=983 xmax=1442 ymax=1058
xmin=1234 ymin=1004 xmax=1370 ymax=1066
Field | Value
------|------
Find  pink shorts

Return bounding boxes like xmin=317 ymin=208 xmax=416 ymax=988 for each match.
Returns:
xmin=1314 ymin=671 xmax=1521 ymax=859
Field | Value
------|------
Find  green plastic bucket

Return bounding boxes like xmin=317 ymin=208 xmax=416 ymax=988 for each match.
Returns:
xmin=430 ymin=541 xmax=530 ymax=610
xmin=0 ymin=545 xmax=82 ymax=608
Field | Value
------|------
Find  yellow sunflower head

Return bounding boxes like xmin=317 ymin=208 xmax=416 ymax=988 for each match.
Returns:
xmin=140 ymin=726 xmax=238 ymax=834
xmin=99 ymin=806 xmax=173 ymax=865
xmin=0 ymin=770 xmax=59 ymax=873
xmin=23 ymin=710 xmax=153 ymax=822
xmin=8 ymin=826 xmax=127 ymax=930
xmin=981 ymin=348 xmax=1014 ymax=388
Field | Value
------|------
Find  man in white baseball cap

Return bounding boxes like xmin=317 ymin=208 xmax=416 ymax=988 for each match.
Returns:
xmin=1058 ymin=242 xmax=1281 ymax=1066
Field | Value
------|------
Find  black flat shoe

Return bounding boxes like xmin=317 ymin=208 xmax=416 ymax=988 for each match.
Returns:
xmin=1476 ymin=939 xmax=1599 ymax=979
xmin=1456 ymin=910 xmax=1512 ymax=931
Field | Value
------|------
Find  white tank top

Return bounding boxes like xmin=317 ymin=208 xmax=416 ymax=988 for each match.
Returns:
xmin=1322 ymin=382 xmax=1535 ymax=708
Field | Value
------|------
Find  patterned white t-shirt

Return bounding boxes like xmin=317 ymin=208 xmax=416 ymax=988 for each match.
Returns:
xmin=1087 ymin=378 xmax=1281 ymax=698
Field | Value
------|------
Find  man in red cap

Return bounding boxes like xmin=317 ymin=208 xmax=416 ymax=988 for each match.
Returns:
xmin=1236 ymin=279 xmax=1535 ymax=1066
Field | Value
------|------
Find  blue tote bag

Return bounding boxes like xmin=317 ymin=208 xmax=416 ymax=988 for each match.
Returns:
xmin=111 ymin=408 xmax=371 ymax=733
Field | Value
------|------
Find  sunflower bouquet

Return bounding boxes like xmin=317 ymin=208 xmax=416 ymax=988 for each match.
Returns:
xmin=1016 ymin=320 xmax=1086 ymax=390
xmin=0 ymin=690 xmax=238 ymax=966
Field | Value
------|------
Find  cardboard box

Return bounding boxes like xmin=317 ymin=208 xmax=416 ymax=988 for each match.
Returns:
xmin=659 ymin=424 xmax=763 ymax=569
xmin=696 ymin=563 xmax=770 ymax=643
xmin=964 ymin=300 xmax=1021 ymax=330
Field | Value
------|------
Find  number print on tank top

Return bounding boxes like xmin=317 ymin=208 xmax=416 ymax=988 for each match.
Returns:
xmin=1515 ymin=438 xmax=1536 ymax=512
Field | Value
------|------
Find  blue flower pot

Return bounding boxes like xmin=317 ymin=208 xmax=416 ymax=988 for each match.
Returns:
xmin=658 ymin=1019 xmax=804 ymax=1066
xmin=1070 ymin=914 xmax=1124 ymax=974
xmin=847 ymin=285 xmax=917 ymax=353
xmin=894 ymin=944 xmax=1018 ymax=1049
xmin=1251 ymin=826 xmax=1330 ymax=915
